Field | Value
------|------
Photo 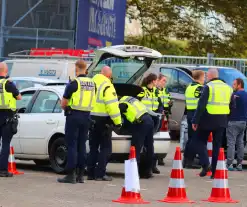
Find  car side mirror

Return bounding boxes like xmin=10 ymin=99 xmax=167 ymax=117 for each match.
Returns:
xmin=18 ymin=107 xmax=26 ymax=113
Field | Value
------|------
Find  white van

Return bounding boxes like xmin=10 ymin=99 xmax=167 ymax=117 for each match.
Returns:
xmin=4 ymin=49 xmax=93 ymax=80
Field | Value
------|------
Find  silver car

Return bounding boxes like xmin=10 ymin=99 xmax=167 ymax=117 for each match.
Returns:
xmin=144 ymin=64 xmax=247 ymax=138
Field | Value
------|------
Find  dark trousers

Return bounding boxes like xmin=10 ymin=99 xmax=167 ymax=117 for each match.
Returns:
xmin=87 ymin=121 xmax=112 ymax=178
xmin=0 ymin=122 xmax=14 ymax=171
xmin=188 ymin=127 xmax=225 ymax=176
xmin=183 ymin=117 xmax=195 ymax=159
xmin=132 ymin=114 xmax=154 ymax=172
xmin=65 ymin=115 xmax=89 ymax=171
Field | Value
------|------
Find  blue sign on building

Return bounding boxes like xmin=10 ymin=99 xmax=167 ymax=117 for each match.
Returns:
xmin=75 ymin=0 xmax=127 ymax=49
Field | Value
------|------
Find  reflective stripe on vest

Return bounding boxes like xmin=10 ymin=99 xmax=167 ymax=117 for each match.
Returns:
xmin=206 ymin=80 xmax=232 ymax=114
xmin=159 ymin=89 xmax=170 ymax=107
xmin=120 ymin=96 xmax=146 ymax=119
xmin=70 ymin=78 xmax=95 ymax=111
xmin=141 ymin=87 xmax=159 ymax=111
xmin=95 ymin=81 xmax=119 ymax=105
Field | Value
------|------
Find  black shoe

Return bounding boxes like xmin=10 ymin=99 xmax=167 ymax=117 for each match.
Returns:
xmin=0 ymin=171 xmax=13 ymax=177
xmin=76 ymin=168 xmax=84 ymax=183
xmin=57 ymin=170 xmax=76 ymax=184
xmin=140 ymin=171 xmax=153 ymax=179
xmin=152 ymin=166 xmax=160 ymax=174
xmin=87 ymin=176 xmax=95 ymax=180
xmin=95 ymin=175 xmax=112 ymax=181
xmin=183 ymin=158 xmax=201 ymax=169
xmin=158 ymin=159 xmax=165 ymax=166
xmin=199 ymin=165 xmax=210 ymax=177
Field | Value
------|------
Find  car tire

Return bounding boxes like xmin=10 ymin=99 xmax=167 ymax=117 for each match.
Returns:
xmin=33 ymin=160 xmax=50 ymax=166
xmin=49 ymin=137 xmax=67 ymax=174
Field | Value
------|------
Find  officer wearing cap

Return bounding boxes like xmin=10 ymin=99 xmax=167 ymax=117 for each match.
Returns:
xmin=183 ymin=70 xmax=205 ymax=169
xmin=87 ymin=66 xmax=122 ymax=181
xmin=119 ymin=96 xmax=154 ymax=178
xmin=0 ymin=62 xmax=22 ymax=177
xmin=57 ymin=60 xmax=96 ymax=184
xmin=190 ymin=68 xmax=232 ymax=178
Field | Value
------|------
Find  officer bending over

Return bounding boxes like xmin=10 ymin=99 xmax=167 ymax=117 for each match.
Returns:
xmin=87 ymin=66 xmax=122 ymax=181
xmin=57 ymin=60 xmax=96 ymax=184
xmin=0 ymin=62 xmax=22 ymax=177
xmin=119 ymin=96 xmax=154 ymax=179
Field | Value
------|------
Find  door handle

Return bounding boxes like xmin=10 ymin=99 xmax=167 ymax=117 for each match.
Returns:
xmin=46 ymin=119 xmax=56 ymax=124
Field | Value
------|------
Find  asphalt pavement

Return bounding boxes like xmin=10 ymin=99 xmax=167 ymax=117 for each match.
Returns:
xmin=0 ymin=142 xmax=247 ymax=207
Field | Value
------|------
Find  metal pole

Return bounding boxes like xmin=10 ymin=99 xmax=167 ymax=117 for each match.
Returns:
xmin=35 ymin=29 xmax=39 ymax=48
xmin=69 ymin=0 xmax=76 ymax=30
xmin=0 ymin=0 xmax=6 ymax=58
xmin=12 ymin=0 xmax=43 ymax=27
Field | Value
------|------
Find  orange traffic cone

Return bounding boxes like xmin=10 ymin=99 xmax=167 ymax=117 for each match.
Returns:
xmin=112 ymin=146 xmax=150 ymax=204
xmin=203 ymin=148 xmax=239 ymax=203
xmin=8 ymin=144 xmax=24 ymax=175
xmin=159 ymin=147 xmax=194 ymax=203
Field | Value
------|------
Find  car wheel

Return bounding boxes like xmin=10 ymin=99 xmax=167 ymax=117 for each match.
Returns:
xmin=49 ymin=137 xmax=67 ymax=174
xmin=33 ymin=160 xmax=50 ymax=166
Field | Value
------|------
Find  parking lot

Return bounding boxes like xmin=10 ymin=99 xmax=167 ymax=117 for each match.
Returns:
xmin=0 ymin=142 xmax=247 ymax=207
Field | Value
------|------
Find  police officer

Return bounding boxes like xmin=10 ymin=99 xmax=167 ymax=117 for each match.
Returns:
xmin=137 ymin=73 xmax=163 ymax=174
xmin=119 ymin=96 xmax=154 ymax=178
xmin=57 ymin=60 xmax=96 ymax=184
xmin=87 ymin=66 xmax=122 ymax=181
xmin=190 ymin=68 xmax=232 ymax=178
xmin=156 ymin=74 xmax=172 ymax=166
xmin=183 ymin=70 xmax=205 ymax=169
xmin=0 ymin=62 xmax=22 ymax=177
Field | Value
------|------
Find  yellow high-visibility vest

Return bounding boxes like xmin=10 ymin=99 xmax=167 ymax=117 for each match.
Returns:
xmin=158 ymin=87 xmax=170 ymax=108
xmin=206 ymin=80 xmax=233 ymax=114
xmin=185 ymin=83 xmax=202 ymax=110
xmin=91 ymin=74 xmax=122 ymax=125
xmin=137 ymin=87 xmax=159 ymax=111
xmin=119 ymin=96 xmax=147 ymax=123
xmin=0 ymin=79 xmax=16 ymax=111
xmin=68 ymin=77 xmax=96 ymax=111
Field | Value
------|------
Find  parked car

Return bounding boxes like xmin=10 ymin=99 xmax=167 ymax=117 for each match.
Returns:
xmin=10 ymin=77 xmax=67 ymax=90
xmin=12 ymin=45 xmax=171 ymax=173
xmin=144 ymin=64 xmax=247 ymax=137
xmin=13 ymin=85 xmax=170 ymax=173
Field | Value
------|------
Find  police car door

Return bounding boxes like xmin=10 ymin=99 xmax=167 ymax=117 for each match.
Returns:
xmin=18 ymin=89 xmax=61 ymax=155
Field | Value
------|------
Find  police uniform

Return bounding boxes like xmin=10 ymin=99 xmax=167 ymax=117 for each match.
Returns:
xmin=190 ymin=78 xmax=232 ymax=177
xmin=137 ymin=86 xmax=163 ymax=174
xmin=87 ymin=74 xmax=122 ymax=181
xmin=0 ymin=77 xmax=20 ymax=177
xmin=159 ymin=87 xmax=171 ymax=116
xmin=157 ymin=87 xmax=172 ymax=166
xmin=57 ymin=74 xmax=96 ymax=184
xmin=183 ymin=81 xmax=203 ymax=168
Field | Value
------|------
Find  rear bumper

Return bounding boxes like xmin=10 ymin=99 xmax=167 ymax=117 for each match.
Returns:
xmin=110 ymin=131 xmax=171 ymax=154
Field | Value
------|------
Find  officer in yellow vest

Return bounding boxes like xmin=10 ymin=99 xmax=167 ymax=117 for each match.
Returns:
xmin=190 ymin=68 xmax=233 ymax=178
xmin=183 ymin=70 xmax=205 ymax=169
xmin=87 ymin=66 xmax=122 ymax=181
xmin=58 ymin=60 xmax=96 ymax=184
xmin=119 ymin=96 xmax=154 ymax=179
xmin=137 ymin=73 xmax=163 ymax=174
xmin=0 ymin=62 xmax=22 ymax=177
xmin=156 ymin=74 xmax=172 ymax=166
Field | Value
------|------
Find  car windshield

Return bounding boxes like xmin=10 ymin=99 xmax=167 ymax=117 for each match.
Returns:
xmin=194 ymin=67 xmax=247 ymax=91
xmin=89 ymin=57 xmax=146 ymax=83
